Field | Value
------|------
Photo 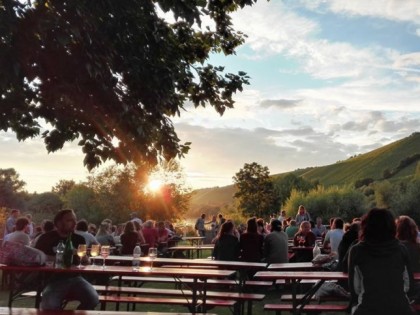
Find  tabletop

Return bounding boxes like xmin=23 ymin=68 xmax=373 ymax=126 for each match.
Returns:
xmin=0 ymin=309 xmax=213 ymax=315
xmin=254 ymin=270 xmax=349 ymax=281
xmin=268 ymin=262 xmax=322 ymax=270
xmin=92 ymin=255 xmax=267 ymax=270
xmin=0 ymin=264 xmax=235 ymax=279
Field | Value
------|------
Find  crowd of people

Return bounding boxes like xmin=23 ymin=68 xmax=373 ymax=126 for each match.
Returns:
xmin=3 ymin=205 xmax=420 ymax=314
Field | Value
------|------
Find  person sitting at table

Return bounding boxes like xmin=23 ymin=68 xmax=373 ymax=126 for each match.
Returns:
xmin=348 ymin=208 xmax=415 ymax=315
xmin=263 ymin=219 xmax=288 ymax=264
xmin=240 ymin=217 xmax=264 ymax=263
xmin=292 ymin=221 xmax=316 ymax=262
xmin=213 ymin=221 xmax=240 ymax=261
xmin=396 ymin=215 xmax=420 ymax=272
xmin=285 ymin=220 xmax=299 ymax=239
xmin=337 ymin=221 xmax=360 ymax=272
xmin=257 ymin=218 xmax=269 ymax=238
xmin=3 ymin=216 xmax=30 ymax=246
xmin=75 ymin=219 xmax=99 ymax=247
xmin=142 ymin=220 xmax=159 ymax=249
xmin=323 ymin=217 xmax=344 ymax=256
xmin=312 ymin=217 xmax=327 ymax=237
xmin=120 ymin=221 xmax=143 ymax=255
xmin=35 ymin=209 xmax=99 ymax=310
xmin=95 ymin=221 xmax=115 ymax=246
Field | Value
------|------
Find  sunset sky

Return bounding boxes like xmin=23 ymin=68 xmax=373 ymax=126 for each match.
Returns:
xmin=1 ymin=0 xmax=419 ymax=193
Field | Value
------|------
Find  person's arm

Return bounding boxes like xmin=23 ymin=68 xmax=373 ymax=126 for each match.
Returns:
xmin=348 ymin=245 xmax=361 ymax=307
xmin=323 ymin=231 xmax=331 ymax=248
xmin=306 ymin=232 xmax=316 ymax=246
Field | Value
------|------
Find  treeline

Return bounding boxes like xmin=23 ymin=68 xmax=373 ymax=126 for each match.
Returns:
xmin=218 ymin=162 xmax=420 ymax=225
xmin=0 ymin=161 xmax=191 ymax=227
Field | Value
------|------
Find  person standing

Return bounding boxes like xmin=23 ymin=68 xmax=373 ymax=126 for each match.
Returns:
xmin=348 ymin=208 xmax=415 ymax=315
xmin=4 ymin=209 xmax=20 ymax=236
xmin=195 ymin=213 xmax=207 ymax=237
xmin=263 ymin=219 xmax=288 ymax=264
xmin=35 ymin=209 xmax=99 ymax=310
xmin=295 ymin=205 xmax=311 ymax=225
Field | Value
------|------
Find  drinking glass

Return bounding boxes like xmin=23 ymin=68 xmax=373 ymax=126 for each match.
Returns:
xmin=77 ymin=244 xmax=87 ymax=268
xmin=148 ymin=247 xmax=158 ymax=271
xmin=100 ymin=245 xmax=110 ymax=269
xmin=90 ymin=244 xmax=100 ymax=266
xmin=299 ymin=236 xmax=305 ymax=247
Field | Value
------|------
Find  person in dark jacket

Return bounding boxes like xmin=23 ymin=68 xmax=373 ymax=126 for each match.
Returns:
xmin=337 ymin=221 xmax=360 ymax=272
xmin=348 ymin=208 xmax=415 ymax=315
xmin=212 ymin=221 xmax=239 ymax=261
xmin=239 ymin=217 xmax=264 ymax=263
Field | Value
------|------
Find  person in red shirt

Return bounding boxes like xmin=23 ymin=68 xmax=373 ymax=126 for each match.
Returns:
xmin=142 ymin=220 xmax=159 ymax=251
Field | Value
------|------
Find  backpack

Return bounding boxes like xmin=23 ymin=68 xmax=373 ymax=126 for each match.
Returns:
xmin=194 ymin=220 xmax=199 ymax=230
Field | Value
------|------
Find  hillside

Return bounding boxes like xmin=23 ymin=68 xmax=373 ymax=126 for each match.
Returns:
xmin=189 ymin=132 xmax=420 ymax=213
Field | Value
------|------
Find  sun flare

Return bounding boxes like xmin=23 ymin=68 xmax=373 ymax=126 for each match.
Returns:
xmin=148 ymin=179 xmax=163 ymax=192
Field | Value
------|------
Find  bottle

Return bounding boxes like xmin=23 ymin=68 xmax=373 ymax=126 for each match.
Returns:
xmin=63 ymin=234 xmax=74 ymax=268
xmin=313 ymin=243 xmax=321 ymax=259
xmin=55 ymin=241 xmax=65 ymax=269
xmin=132 ymin=244 xmax=142 ymax=271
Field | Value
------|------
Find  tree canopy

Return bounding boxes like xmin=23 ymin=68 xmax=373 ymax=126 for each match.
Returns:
xmin=0 ymin=0 xmax=255 ymax=170
xmin=233 ymin=162 xmax=278 ymax=218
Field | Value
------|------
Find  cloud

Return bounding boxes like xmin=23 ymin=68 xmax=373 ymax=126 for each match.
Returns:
xmin=318 ymin=0 xmax=420 ymax=25
xmin=174 ymin=122 xmax=369 ymax=188
xmin=260 ymin=99 xmax=302 ymax=109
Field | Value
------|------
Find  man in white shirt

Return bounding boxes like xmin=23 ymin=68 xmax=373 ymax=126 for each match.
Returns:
xmin=323 ymin=218 xmax=344 ymax=255
xmin=3 ymin=216 xmax=30 ymax=246
xmin=4 ymin=209 xmax=20 ymax=236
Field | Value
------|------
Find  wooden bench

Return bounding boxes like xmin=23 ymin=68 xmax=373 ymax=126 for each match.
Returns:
xmin=281 ymin=293 xmax=348 ymax=302
xmin=264 ymin=303 xmax=349 ymax=314
xmin=98 ymin=295 xmax=237 ymax=313
xmin=0 ymin=307 xmax=213 ymax=315
xmin=112 ymin=276 xmax=272 ymax=289
xmin=94 ymin=285 xmax=264 ymax=315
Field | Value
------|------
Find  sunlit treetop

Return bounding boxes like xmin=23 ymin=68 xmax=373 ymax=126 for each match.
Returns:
xmin=0 ymin=0 xmax=257 ymax=170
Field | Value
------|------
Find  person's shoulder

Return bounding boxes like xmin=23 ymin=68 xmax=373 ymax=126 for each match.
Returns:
xmin=72 ymin=232 xmax=85 ymax=243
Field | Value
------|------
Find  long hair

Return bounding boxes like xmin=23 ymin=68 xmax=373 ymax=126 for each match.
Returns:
xmin=246 ymin=217 xmax=258 ymax=234
xmin=360 ymin=208 xmax=396 ymax=243
xmin=216 ymin=221 xmax=234 ymax=240
xmin=396 ymin=215 xmax=418 ymax=244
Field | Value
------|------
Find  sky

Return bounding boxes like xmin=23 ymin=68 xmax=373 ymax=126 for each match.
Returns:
xmin=1 ymin=0 xmax=420 ymax=193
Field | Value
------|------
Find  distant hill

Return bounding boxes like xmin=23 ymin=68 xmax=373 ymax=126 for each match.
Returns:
xmin=189 ymin=132 xmax=420 ymax=214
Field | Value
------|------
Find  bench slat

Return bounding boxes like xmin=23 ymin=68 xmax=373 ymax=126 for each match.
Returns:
xmin=94 ymin=285 xmax=264 ymax=301
xmin=265 ymin=303 xmax=349 ymax=312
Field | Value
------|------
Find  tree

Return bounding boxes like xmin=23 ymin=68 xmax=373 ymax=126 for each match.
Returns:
xmin=86 ymin=164 xmax=147 ymax=223
xmin=273 ymin=173 xmax=318 ymax=206
xmin=0 ymin=168 xmax=27 ymax=209
xmin=52 ymin=179 xmax=76 ymax=197
xmin=233 ymin=162 xmax=277 ymax=218
xmin=64 ymin=184 xmax=103 ymax=223
xmin=144 ymin=159 xmax=192 ymax=221
xmin=26 ymin=192 xmax=63 ymax=219
xmin=1 ymin=0 xmax=254 ymax=170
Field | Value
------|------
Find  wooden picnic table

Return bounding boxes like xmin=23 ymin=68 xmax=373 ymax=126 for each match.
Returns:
xmin=0 ymin=264 xmax=235 ymax=312
xmin=268 ymin=262 xmax=323 ymax=271
xmin=168 ymin=244 xmax=214 ymax=259
xmin=182 ymin=236 xmax=206 ymax=246
xmin=255 ymin=271 xmax=420 ymax=315
xmin=0 ymin=308 xmax=213 ymax=315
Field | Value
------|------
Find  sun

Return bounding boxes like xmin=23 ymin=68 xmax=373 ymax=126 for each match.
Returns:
xmin=147 ymin=179 xmax=163 ymax=192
